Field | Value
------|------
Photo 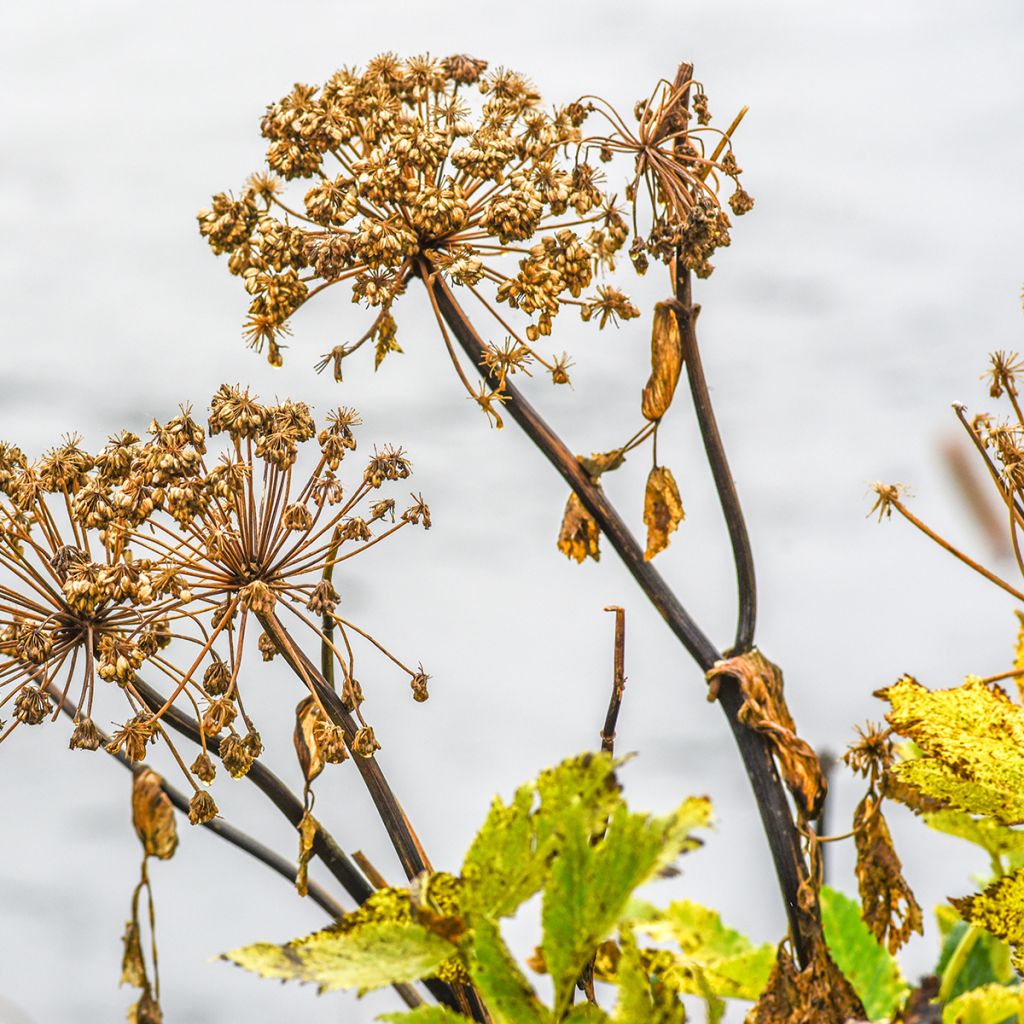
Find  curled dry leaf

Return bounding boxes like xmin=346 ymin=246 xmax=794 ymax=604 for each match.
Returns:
xmin=641 ymin=301 xmax=684 ymax=422
xmin=131 ymin=768 xmax=178 ymax=861
xmin=707 ymin=650 xmax=825 ymax=820
xmin=853 ymin=792 xmax=922 ymax=954
xmin=294 ymin=696 xmax=326 ymax=785
xmin=557 ymin=492 xmax=600 ymax=564
xmin=577 ymin=449 xmax=626 ymax=483
xmin=295 ymin=810 xmax=319 ymax=898
xmin=643 ymin=465 xmax=684 ymax=560
xmin=120 ymin=919 xmax=147 ymax=988
xmin=126 ymin=993 xmax=163 ymax=1024
xmin=746 ymin=938 xmax=864 ymax=1024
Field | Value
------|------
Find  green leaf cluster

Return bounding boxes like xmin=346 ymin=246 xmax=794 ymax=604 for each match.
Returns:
xmin=221 ymin=752 xmax=777 ymax=1021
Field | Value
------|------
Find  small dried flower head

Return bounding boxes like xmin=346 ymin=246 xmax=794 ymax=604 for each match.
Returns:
xmin=257 ymin=632 xmax=279 ymax=661
xmin=69 ymin=717 xmax=101 ymax=751
xmin=312 ymin=719 xmax=349 ymax=764
xmin=188 ymin=790 xmax=218 ymax=825
xmin=984 ymin=351 xmax=1024 ymax=399
xmin=843 ymin=722 xmax=894 ymax=780
xmin=202 ymin=658 xmax=232 ymax=697
xmin=220 ymin=733 xmax=255 ymax=779
xmin=190 ymin=751 xmax=217 ymax=785
xmin=306 ymin=580 xmax=340 ymax=615
xmin=202 ymin=697 xmax=237 ymax=737
xmin=411 ymin=669 xmax=430 ymax=703
xmin=868 ymin=482 xmax=910 ymax=522
xmin=351 ymin=726 xmax=381 ymax=758
xmin=14 ymin=685 xmax=52 ymax=725
xmin=105 ymin=713 xmax=158 ymax=763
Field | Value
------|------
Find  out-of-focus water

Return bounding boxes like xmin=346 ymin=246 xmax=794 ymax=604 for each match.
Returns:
xmin=2 ymin=2 xmax=1024 ymax=1020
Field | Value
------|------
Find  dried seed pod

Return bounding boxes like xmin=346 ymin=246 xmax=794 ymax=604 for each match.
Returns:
xmin=220 ymin=733 xmax=255 ymax=779
xmin=257 ymin=632 xmax=278 ymax=661
xmin=640 ymin=301 xmax=683 ymax=422
xmin=410 ymin=670 xmax=430 ymax=703
xmin=69 ymin=717 xmax=101 ymax=751
xmin=131 ymin=768 xmax=179 ymax=861
xmin=643 ymin=465 xmax=685 ymax=560
xmin=312 ymin=720 xmax=349 ymax=764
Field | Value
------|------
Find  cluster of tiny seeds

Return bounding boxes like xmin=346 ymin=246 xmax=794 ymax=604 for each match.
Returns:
xmin=0 ymin=388 xmax=431 ymax=823
xmin=197 ymin=52 xmax=640 ymax=411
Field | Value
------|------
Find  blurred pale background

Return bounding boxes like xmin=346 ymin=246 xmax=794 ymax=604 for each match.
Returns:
xmin=2 ymin=1 xmax=1023 ymax=1020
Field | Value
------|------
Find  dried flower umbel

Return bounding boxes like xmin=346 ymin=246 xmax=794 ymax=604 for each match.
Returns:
xmin=0 ymin=388 xmax=430 ymax=807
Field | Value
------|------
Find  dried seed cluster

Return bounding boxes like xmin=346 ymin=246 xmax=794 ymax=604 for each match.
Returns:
xmin=0 ymin=388 xmax=430 ymax=817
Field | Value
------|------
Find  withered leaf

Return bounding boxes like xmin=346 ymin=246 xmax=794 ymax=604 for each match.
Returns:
xmin=643 ymin=465 xmax=685 ymax=560
xmin=707 ymin=650 xmax=826 ymax=820
xmin=577 ymin=449 xmax=626 ymax=482
xmin=131 ymin=768 xmax=178 ymax=861
xmin=746 ymin=937 xmax=864 ymax=1024
xmin=641 ymin=301 xmax=684 ymax=422
xmin=294 ymin=696 xmax=326 ymax=785
xmin=126 ymin=992 xmax=163 ymax=1024
xmin=853 ymin=792 xmax=922 ymax=954
xmin=557 ymin=492 xmax=600 ymax=564
xmin=120 ymin=918 xmax=147 ymax=989
xmin=296 ymin=810 xmax=319 ymax=898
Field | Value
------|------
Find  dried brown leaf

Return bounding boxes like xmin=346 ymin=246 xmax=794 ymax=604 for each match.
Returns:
xmin=853 ymin=793 xmax=922 ymax=953
xmin=641 ymin=301 xmax=684 ymax=421
xmin=643 ymin=465 xmax=685 ymax=560
xmin=707 ymin=650 xmax=825 ymax=819
xmin=131 ymin=768 xmax=178 ymax=861
xmin=294 ymin=696 xmax=325 ymax=784
xmin=120 ymin=919 xmax=147 ymax=989
xmin=746 ymin=938 xmax=864 ymax=1024
xmin=295 ymin=810 xmax=319 ymax=898
xmin=577 ymin=450 xmax=626 ymax=482
xmin=127 ymin=992 xmax=163 ymax=1024
xmin=557 ymin=492 xmax=600 ymax=564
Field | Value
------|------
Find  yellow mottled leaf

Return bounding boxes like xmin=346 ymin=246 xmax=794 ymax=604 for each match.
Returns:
xmin=1014 ymin=611 xmax=1024 ymax=701
xmin=557 ymin=493 xmax=600 ymax=564
xmin=643 ymin=466 xmax=684 ymax=561
xmin=943 ymin=983 xmax=1024 ymax=1024
xmin=952 ymin=868 xmax=1024 ymax=974
xmin=880 ymin=675 xmax=1024 ymax=823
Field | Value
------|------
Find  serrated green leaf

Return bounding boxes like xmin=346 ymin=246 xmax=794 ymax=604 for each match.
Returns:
xmin=541 ymin=797 xmax=712 ymax=1018
xmin=468 ymin=918 xmax=549 ymax=1024
xmin=379 ymin=1008 xmax=473 ymax=1024
xmin=223 ymin=919 xmax=455 ymax=994
xmin=460 ymin=753 xmax=623 ymax=921
xmin=820 ymin=886 xmax=909 ymax=1020
xmin=942 ymin=983 xmax=1024 ymax=1024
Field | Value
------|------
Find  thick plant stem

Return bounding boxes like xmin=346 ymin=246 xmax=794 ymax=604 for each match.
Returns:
xmin=425 ymin=271 xmax=815 ymax=965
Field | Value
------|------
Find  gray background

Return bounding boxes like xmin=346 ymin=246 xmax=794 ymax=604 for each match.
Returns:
xmin=2 ymin=1 xmax=1023 ymax=1020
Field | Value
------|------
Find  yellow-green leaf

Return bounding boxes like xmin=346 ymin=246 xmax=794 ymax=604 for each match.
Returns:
xmin=925 ymin=810 xmax=1024 ymax=861
xmin=541 ymin=797 xmax=712 ymax=1018
xmin=379 ymin=1008 xmax=474 ymax=1024
xmin=223 ymin=920 xmax=455 ymax=994
xmin=630 ymin=900 xmax=774 ymax=1000
xmin=468 ymin=918 xmax=549 ymax=1024
xmin=953 ymin=868 xmax=1024 ymax=974
xmin=880 ymin=675 xmax=1024 ymax=824
xmin=943 ymin=983 xmax=1024 ymax=1024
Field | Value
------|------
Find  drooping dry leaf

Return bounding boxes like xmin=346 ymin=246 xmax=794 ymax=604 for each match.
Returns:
xmin=120 ymin=919 xmax=147 ymax=988
xmin=853 ymin=792 xmax=922 ymax=953
xmin=557 ymin=492 xmax=600 ymax=564
xmin=578 ymin=450 xmax=626 ymax=482
xmin=131 ymin=768 xmax=178 ymax=861
xmin=294 ymin=696 xmax=326 ymax=785
xmin=878 ymin=674 xmax=1024 ymax=824
xmin=643 ymin=466 xmax=684 ymax=560
xmin=707 ymin=650 xmax=825 ymax=819
xmin=952 ymin=867 xmax=1024 ymax=974
xmin=745 ymin=938 xmax=864 ymax=1024
xmin=296 ymin=810 xmax=319 ymax=898
xmin=641 ymin=301 xmax=684 ymax=422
